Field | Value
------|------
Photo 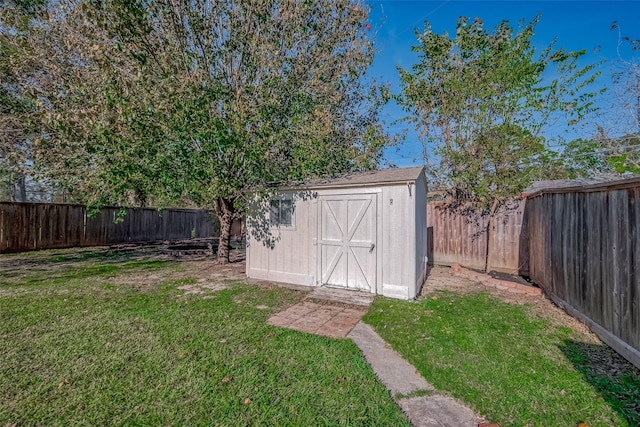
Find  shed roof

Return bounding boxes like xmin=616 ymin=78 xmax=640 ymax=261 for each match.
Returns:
xmin=280 ymin=166 xmax=425 ymax=190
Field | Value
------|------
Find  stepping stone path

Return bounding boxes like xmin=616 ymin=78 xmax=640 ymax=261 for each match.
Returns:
xmin=268 ymin=286 xmax=484 ymax=427
xmin=349 ymin=322 xmax=480 ymax=427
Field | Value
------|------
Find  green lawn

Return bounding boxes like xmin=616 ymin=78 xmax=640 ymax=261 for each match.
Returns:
xmin=0 ymin=250 xmax=408 ymax=426
xmin=364 ymin=291 xmax=640 ymax=427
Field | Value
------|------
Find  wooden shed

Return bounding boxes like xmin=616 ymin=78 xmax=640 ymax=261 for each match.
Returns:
xmin=246 ymin=166 xmax=428 ymax=299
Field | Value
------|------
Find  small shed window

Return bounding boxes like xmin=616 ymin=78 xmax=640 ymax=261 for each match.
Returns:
xmin=270 ymin=197 xmax=293 ymax=227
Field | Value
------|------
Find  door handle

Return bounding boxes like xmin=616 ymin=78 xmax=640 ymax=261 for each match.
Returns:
xmin=369 ymin=243 xmax=375 ymax=253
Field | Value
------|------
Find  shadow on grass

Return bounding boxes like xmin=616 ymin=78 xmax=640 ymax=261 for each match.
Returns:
xmin=0 ymin=247 xmax=148 ymax=269
xmin=559 ymin=340 xmax=640 ymax=426
xmin=0 ymin=247 xmax=170 ymax=283
xmin=0 ymin=240 xmax=247 ymax=286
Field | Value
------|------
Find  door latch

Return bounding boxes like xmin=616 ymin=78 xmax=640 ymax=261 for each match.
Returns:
xmin=369 ymin=243 xmax=375 ymax=253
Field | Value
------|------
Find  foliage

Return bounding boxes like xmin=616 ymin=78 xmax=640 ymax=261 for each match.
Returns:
xmin=596 ymin=132 xmax=640 ymax=175
xmin=587 ymin=24 xmax=640 ymax=175
xmin=561 ymin=137 xmax=613 ymax=177
xmin=364 ymin=291 xmax=640 ymax=426
xmin=0 ymin=0 xmax=45 ymax=201
xmin=562 ymin=132 xmax=640 ymax=178
xmin=6 ymin=0 xmax=392 ymax=262
xmin=397 ymin=16 xmax=601 ymax=208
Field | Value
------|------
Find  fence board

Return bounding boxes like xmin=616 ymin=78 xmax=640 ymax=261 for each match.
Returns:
xmin=0 ymin=203 xmax=219 ymax=253
xmin=526 ymin=182 xmax=640 ymax=368
xmin=427 ymin=200 xmax=527 ymax=274
xmin=427 ymin=202 xmax=488 ymax=270
xmin=428 ymin=183 xmax=640 ymax=368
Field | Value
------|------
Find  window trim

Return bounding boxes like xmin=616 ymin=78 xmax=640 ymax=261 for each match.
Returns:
xmin=269 ymin=195 xmax=296 ymax=229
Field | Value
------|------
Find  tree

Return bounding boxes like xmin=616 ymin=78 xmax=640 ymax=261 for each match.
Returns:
xmin=397 ymin=16 xmax=600 ymax=209
xmin=561 ymin=137 xmax=613 ymax=178
xmin=23 ymin=0 xmax=390 ymax=262
xmin=0 ymin=85 xmax=31 ymax=201
xmin=0 ymin=0 xmax=48 ymax=202
xmin=588 ymin=23 xmax=640 ymax=174
xmin=560 ymin=25 xmax=640 ymax=178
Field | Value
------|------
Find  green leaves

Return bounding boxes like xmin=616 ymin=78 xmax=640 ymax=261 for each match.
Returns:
xmin=7 ymin=0 xmax=390 ymax=258
xmin=398 ymin=16 xmax=601 ymax=208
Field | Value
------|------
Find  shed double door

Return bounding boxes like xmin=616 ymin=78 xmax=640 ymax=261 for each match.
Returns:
xmin=318 ymin=194 xmax=377 ymax=291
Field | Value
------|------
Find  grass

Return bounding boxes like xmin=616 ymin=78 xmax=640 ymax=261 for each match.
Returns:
xmin=1 ymin=259 xmax=168 ymax=290
xmin=364 ymin=291 xmax=640 ymax=427
xmin=0 ymin=253 xmax=408 ymax=426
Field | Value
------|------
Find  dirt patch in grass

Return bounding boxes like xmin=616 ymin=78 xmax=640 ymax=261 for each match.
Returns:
xmin=0 ymin=242 xmax=247 ymax=295
xmin=101 ymin=257 xmax=246 ymax=294
xmin=176 ymin=280 xmax=230 ymax=296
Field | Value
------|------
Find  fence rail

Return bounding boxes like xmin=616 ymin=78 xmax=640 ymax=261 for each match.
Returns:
xmin=0 ymin=202 xmax=218 ymax=253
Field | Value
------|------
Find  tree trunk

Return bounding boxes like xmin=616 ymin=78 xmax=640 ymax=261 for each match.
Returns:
xmin=484 ymin=199 xmax=499 ymax=272
xmin=12 ymin=173 xmax=26 ymax=202
xmin=215 ymin=196 xmax=235 ymax=264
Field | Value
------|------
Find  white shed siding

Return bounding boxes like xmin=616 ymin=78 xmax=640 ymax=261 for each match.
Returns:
xmin=380 ymin=184 xmax=415 ymax=299
xmin=247 ymin=191 xmax=316 ymax=285
xmin=246 ymin=167 xmax=428 ymax=300
xmin=414 ymin=176 xmax=428 ymax=296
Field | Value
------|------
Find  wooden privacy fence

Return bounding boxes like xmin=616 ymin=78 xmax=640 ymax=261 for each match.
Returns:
xmin=526 ymin=178 xmax=640 ymax=368
xmin=0 ymin=202 xmax=218 ymax=253
xmin=427 ymin=200 xmax=528 ymax=274
xmin=428 ymin=177 xmax=640 ymax=368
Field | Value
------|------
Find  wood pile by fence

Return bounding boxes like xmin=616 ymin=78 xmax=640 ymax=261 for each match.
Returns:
xmin=526 ymin=178 xmax=640 ymax=368
xmin=0 ymin=202 xmax=218 ymax=253
xmin=427 ymin=200 xmax=527 ymax=274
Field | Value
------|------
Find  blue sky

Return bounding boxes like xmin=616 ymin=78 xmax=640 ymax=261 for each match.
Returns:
xmin=366 ymin=1 xmax=640 ymax=167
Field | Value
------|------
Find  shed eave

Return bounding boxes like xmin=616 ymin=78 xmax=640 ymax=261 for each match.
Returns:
xmin=277 ymin=166 xmax=427 ymax=192
xmin=278 ymin=179 xmax=419 ymax=192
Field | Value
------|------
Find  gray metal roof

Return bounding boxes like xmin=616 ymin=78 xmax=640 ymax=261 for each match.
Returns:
xmin=281 ymin=166 xmax=425 ymax=190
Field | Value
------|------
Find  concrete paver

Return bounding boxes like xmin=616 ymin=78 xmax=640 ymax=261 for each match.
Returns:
xmin=306 ymin=286 xmax=375 ymax=306
xmin=348 ymin=322 xmax=434 ymax=396
xmin=267 ymin=300 xmax=367 ymax=338
xmin=399 ymin=395 xmax=479 ymax=427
